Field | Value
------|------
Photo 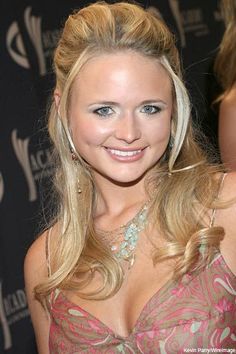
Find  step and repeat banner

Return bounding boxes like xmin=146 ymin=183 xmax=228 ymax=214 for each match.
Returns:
xmin=0 ymin=1 xmax=223 ymax=352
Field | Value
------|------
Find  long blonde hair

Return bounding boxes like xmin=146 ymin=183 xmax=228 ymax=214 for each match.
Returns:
xmin=214 ymin=0 xmax=236 ymax=96
xmin=35 ymin=1 xmax=224 ymax=302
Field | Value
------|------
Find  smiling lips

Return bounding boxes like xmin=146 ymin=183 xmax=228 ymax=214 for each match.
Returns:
xmin=105 ymin=147 xmax=145 ymax=161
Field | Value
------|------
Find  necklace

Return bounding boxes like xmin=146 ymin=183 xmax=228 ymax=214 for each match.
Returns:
xmin=97 ymin=203 xmax=149 ymax=268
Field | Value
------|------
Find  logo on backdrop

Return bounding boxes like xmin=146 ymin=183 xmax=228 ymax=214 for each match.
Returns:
xmin=181 ymin=5 xmax=209 ymax=38
xmin=0 ymin=173 xmax=4 ymax=203
xmin=6 ymin=6 xmax=60 ymax=76
xmin=148 ymin=2 xmax=186 ymax=48
xmin=168 ymin=0 xmax=186 ymax=47
xmin=214 ymin=3 xmax=223 ymax=22
xmin=0 ymin=280 xmax=30 ymax=350
xmin=11 ymin=129 xmax=54 ymax=202
xmin=24 ymin=6 xmax=46 ymax=75
xmin=6 ymin=21 xmax=30 ymax=69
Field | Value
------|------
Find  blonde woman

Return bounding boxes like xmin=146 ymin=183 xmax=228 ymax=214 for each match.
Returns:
xmin=24 ymin=2 xmax=236 ymax=353
xmin=214 ymin=0 xmax=236 ymax=169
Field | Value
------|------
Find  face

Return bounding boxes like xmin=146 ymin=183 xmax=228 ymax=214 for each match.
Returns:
xmin=68 ymin=51 xmax=173 ymax=185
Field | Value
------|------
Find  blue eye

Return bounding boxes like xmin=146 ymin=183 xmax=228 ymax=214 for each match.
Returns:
xmin=94 ymin=106 xmax=114 ymax=117
xmin=141 ymin=105 xmax=161 ymax=115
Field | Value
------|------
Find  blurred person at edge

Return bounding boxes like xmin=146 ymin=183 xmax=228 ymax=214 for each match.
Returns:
xmin=214 ymin=0 xmax=236 ymax=170
xmin=24 ymin=2 xmax=236 ymax=353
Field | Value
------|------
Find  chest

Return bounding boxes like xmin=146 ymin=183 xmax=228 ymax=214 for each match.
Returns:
xmin=63 ymin=251 xmax=174 ymax=337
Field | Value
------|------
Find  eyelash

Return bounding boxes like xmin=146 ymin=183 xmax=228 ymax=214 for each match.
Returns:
xmin=93 ymin=106 xmax=114 ymax=117
xmin=141 ymin=105 xmax=161 ymax=115
xmin=93 ymin=104 xmax=162 ymax=117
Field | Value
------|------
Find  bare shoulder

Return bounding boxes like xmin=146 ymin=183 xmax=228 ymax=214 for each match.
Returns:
xmin=24 ymin=222 xmax=60 ymax=283
xmin=24 ymin=230 xmax=48 ymax=286
xmin=24 ymin=225 xmax=58 ymax=354
xmin=216 ymin=172 xmax=236 ymax=276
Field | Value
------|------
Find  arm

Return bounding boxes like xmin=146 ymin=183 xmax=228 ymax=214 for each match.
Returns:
xmin=218 ymin=87 xmax=236 ymax=170
xmin=217 ymin=172 xmax=236 ymax=276
xmin=24 ymin=231 xmax=50 ymax=354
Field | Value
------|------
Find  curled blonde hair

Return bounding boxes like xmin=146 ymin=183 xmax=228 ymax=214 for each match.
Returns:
xmin=214 ymin=0 xmax=236 ymax=96
xmin=35 ymin=1 xmax=224 ymax=302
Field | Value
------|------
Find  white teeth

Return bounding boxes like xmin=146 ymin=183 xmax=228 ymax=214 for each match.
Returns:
xmin=108 ymin=149 xmax=142 ymax=157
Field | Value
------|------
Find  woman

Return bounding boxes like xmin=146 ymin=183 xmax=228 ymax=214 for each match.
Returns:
xmin=24 ymin=2 xmax=236 ymax=353
xmin=214 ymin=0 xmax=236 ymax=170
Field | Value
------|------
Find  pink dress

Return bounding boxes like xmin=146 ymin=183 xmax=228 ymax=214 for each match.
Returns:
xmin=48 ymin=251 xmax=236 ymax=353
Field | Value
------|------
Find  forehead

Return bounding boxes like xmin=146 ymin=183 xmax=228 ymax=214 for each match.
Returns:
xmin=70 ymin=51 xmax=173 ymax=101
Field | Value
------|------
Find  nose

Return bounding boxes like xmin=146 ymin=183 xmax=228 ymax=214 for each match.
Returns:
xmin=114 ymin=113 xmax=141 ymax=144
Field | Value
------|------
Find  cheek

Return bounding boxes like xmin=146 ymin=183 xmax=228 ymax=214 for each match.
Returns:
xmin=147 ymin=119 xmax=171 ymax=145
xmin=71 ymin=119 xmax=112 ymax=148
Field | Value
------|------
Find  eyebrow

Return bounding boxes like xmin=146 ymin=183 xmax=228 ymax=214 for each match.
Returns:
xmin=88 ymin=101 xmax=118 ymax=106
xmin=139 ymin=99 xmax=168 ymax=105
xmin=88 ymin=99 xmax=168 ymax=106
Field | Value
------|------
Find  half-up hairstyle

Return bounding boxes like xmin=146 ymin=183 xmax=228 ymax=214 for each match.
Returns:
xmin=35 ymin=1 xmax=225 ymax=302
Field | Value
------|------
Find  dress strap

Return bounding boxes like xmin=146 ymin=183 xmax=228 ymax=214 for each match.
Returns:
xmin=45 ymin=227 xmax=52 ymax=277
xmin=209 ymin=173 xmax=227 ymax=227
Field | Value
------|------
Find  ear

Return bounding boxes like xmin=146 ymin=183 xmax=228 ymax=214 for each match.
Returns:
xmin=54 ymin=89 xmax=61 ymax=110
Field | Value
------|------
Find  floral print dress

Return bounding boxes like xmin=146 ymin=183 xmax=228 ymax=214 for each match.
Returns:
xmin=48 ymin=251 xmax=236 ymax=353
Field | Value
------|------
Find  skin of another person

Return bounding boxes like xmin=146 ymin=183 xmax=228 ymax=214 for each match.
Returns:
xmin=219 ymin=84 xmax=236 ymax=170
xmin=214 ymin=0 xmax=236 ymax=170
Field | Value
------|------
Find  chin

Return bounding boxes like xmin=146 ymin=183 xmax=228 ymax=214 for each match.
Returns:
xmin=104 ymin=171 xmax=147 ymax=186
xmin=92 ymin=164 xmax=152 ymax=185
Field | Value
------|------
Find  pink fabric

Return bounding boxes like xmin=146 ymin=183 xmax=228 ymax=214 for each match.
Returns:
xmin=49 ymin=252 xmax=236 ymax=353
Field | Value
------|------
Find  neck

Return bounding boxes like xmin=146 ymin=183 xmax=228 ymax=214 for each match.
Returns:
xmin=93 ymin=173 xmax=148 ymax=217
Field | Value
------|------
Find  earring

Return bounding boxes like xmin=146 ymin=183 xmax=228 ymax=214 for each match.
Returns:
xmin=69 ymin=148 xmax=82 ymax=193
xmin=71 ymin=152 xmax=78 ymax=161
xmin=168 ymin=136 xmax=174 ymax=150
xmin=77 ymin=180 xmax=82 ymax=194
xmin=70 ymin=147 xmax=78 ymax=161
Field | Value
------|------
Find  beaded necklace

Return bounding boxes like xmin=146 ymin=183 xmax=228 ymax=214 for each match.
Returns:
xmin=97 ymin=203 xmax=149 ymax=268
